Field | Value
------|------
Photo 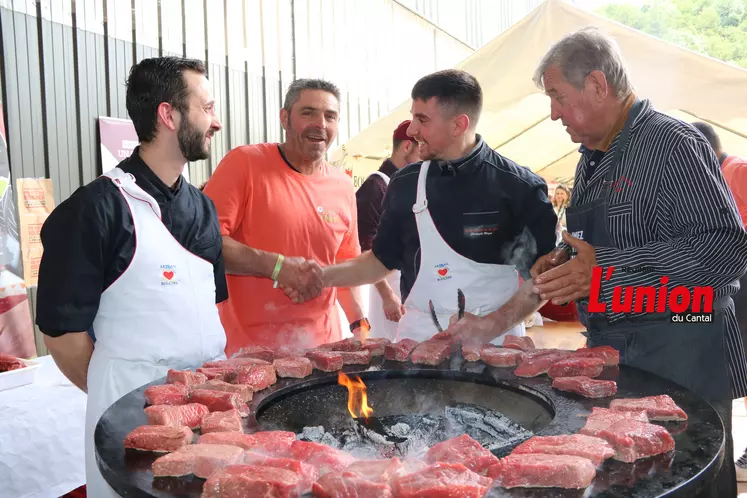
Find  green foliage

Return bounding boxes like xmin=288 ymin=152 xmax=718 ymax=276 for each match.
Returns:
xmin=598 ymin=0 xmax=747 ymax=69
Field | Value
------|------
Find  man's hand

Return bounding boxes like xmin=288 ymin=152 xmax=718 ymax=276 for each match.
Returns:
xmin=532 ymin=231 xmax=596 ymax=305
xmin=530 ymin=246 xmax=570 ymax=278
xmin=277 ymin=258 xmax=323 ymax=304
xmin=382 ymin=293 xmax=405 ymax=322
xmin=445 ymin=312 xmax=498 ymax=345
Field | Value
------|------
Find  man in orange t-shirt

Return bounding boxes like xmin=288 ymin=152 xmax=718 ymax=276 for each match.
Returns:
xmin=203 ymin=79 xmax=366 ymax=355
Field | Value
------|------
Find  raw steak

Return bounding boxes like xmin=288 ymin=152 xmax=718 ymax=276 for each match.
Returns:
xmin=425 ymin=434 xmax=498 ymax=475
xmin=511 ymin=434 xmax=615 ymax=466
xmin=306 ymin=350 xmax=344 ymax=372
xmin=552 ymin=376 xmax=617 ymax=398
xmin=246 ymin=431 xmax=297 ymax=456
xmin=275 ymin=346 xmax=306 ymax=359
xmin=203 ymin=357 xmax=270 ymax=369
xmin=191 ymin=380 xmax=253 ymax=402
xmin=244 ymin=452 xmax=319 ymax=493
xmin=514 ymin=351 xmax=571 ymax=377
xmin=519 ymin=348 xmax=565 ymax=361
xmin=288 ymin=440 xmax=357 ymax=476
xmin=574 ymin=345 xmax=620 ymax=366
xmin=361 ymin=338 xmax=390 ymax=357
xmin=232 ymin=345 xmax=275 ymax=362
xmin=384 ymin=339 xmax=419 ymax=362
xmin=274 ymin=356 xmax=313 ymax=378
xmin=320 ymin=338 xmax=361 ymax=352
xmin=480 ymin=346 xmax=522 ymax=367
xmin=123 ymin=425 xmax=193 ymax=452
xmin=144 ymin=403 xmax=209 ymax=429
xmin=196 ymin=367 xmax=236 ymax=383
xmin=547 ymin=357 xmax=605 ymax=379
xmin=144 ymin=383 xmax=189 ymax=405
xmin=188 ymin=389 xmax=249 ymax=416
xmin=198 ymin=432 xmax=257 ymax=450
xmin=201 ymin=465 xmax=305 ymax=498
xmin=597 ymin=419 xmax=676 ymax=462
xmin=200 ymin=409 xmax=243 ymax=433
xmin=235 ymin=364 xmax=277 ymax=391
xmin=151 ymin=443 xmax=244 ymax=478
xmin=0 ymin=353 xmax=25 ymax=371
xmin=461 ymin=343 xmax=483 ymax=362
xmin=487 ymin=454 xmax=596 ymax=489
xmin=609 ymin=395 xmax=688 ymax=421
xmin=345 ymin=458 xmax=403 ymax=484
xmin=340 ymin=350 xmax=372 ymax=365
xmin=502 ymin=336 xmax=536 ymax=351
xmin=166 ymin=369 xmax=207 ymax=386
xmin=410 ymin=340 xmax=451 ymax=366
xmin=579 ymin=407 xmax=649 ymax=437
xmin=313 ymin=471 xmax=393 ymax=498
xmin=393 ymin=462 xmax=492 ymax=498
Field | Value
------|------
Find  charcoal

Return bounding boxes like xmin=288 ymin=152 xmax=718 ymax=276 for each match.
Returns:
xmin=444 ymin=402 xmax=533 ymax=456
xmin=298 ymin=426 xmax=326 ymax=443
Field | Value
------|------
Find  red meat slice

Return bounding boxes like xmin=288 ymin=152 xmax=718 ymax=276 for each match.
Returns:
xmin=152 ymin=443 xmax=244 ymax=478
xmin=200 ymin=409 xmax=243 ymax=433
xmin=288 ymin=440 xmax=357 ymax=476
xmin=123 ymin=425 xmax=193 ymax=452
xmin=274 ymin=356 xmax=313 ymax=378
xmin=235 ymin=364 xmax=277 ymax=391
xmin=313 ymin=471 xmax=394 ymax=498
xmin=515 ymin=351 xmax=572 ymax=377
xmin=306 ymin=350 xmax=344 ymax=372
xmin=425 ymin=434 xmax=498 ymax=475
xmin=511 ymin=434 xmax=615 ymax=466
xmin=197 ymin=431 xmax=296 ymax=456
xmin=198 ymin=432 xmax=257 ymax=450
xmin=579 ymin=407 xmax=649 ymax=437
xmin=144 ymin=403 xmax=209 ymax=429
xmin=201 ymin=464 xmax=305 ymax=498
xmin=410 ymin=340 xmax=451 ymax=366
xmin=0 ymin=353 xmax=25 ymax=371
xmin=196 ymin=367 xmax=236 ymax=383
xmin=191 ymin=380 xmax=253 ymax=402
xmin=547 ymin=357 xmax=605 ymax=379
xmin=393 ymin=462 xmax=492 ymax=498
xmin=244 ymin=453 xmax=319 ymax=493
xmin=275 ymin=346 xmax=306 ymax=359
xmin=487 ymin=453 xmax=596 ymax=489
xmin=166 ymin=369 xmax=208 ymax=386
xmin=609 ymin=395 xmax=688 ymax=421
xmin=461 ymin=343 xmax=483 ymax=362
xmin=320 ymin=338 xmax=361 ymax=352
xmin=144 ymin=383 xmax=189 ymax=405
xmin=597 ymin=419 xmax=676 ymax=462
xmin=502 ymin=336 xmax=536 ymax=351
xmin=574 ymin=345 xmax=620 ymax=366
xmin=188 ymin=389 xmax=249 ymax=416
xmin=393 ymin=459 xmax=429 ymax=479
xmin=384 ymin=339 xmax=419 ymax=362
xmin=519 ymin=348 xmax=565 ymax=361
xmin=203 ymin=357 xmax=270 ymax=369
xmin=480 ymin=346 xmax=522 ymax=367
xmin=340 ymin=350 xmax=372 ymax=365
xmin=345 ymin=458 xmax=404 ymax=484
xmin=552 ymin=376 xmax=617 ymax=398
xmin=361 ymin=338 xmax=391 ymax=357
xmin=232 ymin=345 xmax=275 ymax=362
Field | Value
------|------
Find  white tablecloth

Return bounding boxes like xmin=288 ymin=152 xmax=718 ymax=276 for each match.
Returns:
xmin=0 ymin=355 xmax=86 ymax=498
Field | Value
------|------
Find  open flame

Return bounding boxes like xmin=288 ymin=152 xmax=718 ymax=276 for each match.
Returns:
xmin=359 ymin=320 xmax=371 ymax=345
xmin=337 ymin=371 xmax=373 ymax=421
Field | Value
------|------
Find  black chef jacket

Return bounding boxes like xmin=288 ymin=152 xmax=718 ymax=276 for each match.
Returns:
xmin=36 ymin=147 xmax=228 ymax=337
xmin=372 ymin=136 xmax=557 ymax=301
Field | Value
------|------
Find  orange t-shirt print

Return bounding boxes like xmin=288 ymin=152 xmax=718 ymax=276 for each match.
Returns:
xmin=204 ymin=143 xmax=361 ymax=355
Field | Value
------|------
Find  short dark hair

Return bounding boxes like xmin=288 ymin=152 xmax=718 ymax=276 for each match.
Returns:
xmin=283 ymin=79 xmax=341 ymax=112
xmin=125 ymin=56 xmax=207 ymax=143
xmin=411 ymin=69 xmax=483 ymax=125
xmin=691 ymin=122 xmax=722 ymax=154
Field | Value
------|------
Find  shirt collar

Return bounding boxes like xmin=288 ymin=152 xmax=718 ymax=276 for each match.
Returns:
xmin=434 ymin=135 xmax=485 ymax=175
xmin=122 ymin=146 xmax=182 ymax=202
xmin=597 ymin=93 xmax=636 ymax=153
xmin=380 ymin=158 xmax=398 ymax=177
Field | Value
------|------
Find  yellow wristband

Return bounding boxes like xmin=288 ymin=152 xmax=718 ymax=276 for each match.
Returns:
xmin=271 ymin=254 xmax=284 ymax=282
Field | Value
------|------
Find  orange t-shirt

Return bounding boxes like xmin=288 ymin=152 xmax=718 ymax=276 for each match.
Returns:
xmin=203 ymin=143 xmax=361 ymax=355
xmin=723 ymin=155 xmax=747 ymax=229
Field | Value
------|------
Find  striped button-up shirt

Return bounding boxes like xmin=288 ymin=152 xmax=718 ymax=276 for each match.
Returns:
xmin=568 ymin=99 xmax=747 ymax=398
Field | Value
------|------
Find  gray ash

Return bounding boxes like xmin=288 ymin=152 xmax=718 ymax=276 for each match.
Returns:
xmin=296 ymin=402 xmax=533 ymax=460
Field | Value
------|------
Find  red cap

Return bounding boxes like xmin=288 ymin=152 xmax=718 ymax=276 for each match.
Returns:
xmin=393 ymin=120 xmax=416 ymax=142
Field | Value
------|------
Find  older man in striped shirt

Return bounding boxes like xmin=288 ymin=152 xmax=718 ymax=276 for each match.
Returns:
xmin=447 ymin=27 xmax=747 ymax=497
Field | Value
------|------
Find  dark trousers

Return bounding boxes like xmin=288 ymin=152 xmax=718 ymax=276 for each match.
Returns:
xmin=705 ymin=399 xmax=737 ymax=497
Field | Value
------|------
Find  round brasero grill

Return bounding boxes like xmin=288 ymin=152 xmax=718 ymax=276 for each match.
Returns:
xmin=96 ymin=347 xmax=725 ymax=497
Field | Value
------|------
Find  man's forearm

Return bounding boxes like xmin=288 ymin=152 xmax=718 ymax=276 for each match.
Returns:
xmin=323 ymin=251 xmax=391 ymax=288
xmin=337 ymin=286 xmax=365 ymax=325
xmin=486 ymin=279 xmax=546 ymax=339
xmin=43 ymin=332 xmax=94 ymax=392
xmin=374 ymin=277 xmax=395 ymax=300
xmin=222 ymin=235 xmax=277 ymax=277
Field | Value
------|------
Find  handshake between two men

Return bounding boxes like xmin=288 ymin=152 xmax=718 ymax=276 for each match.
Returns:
xmin=274 ymin=257 xmax=324 ymax=304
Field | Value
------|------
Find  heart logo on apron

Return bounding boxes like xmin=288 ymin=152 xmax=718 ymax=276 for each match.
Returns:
xmin=163 ymin=271 xmax=174 ymax=280
xmin=437 ymin=268 xmax=448 ymax=277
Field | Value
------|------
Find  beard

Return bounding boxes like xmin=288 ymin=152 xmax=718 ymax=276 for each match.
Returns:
xmin=178 ymin=117 xmax=210 ymax=162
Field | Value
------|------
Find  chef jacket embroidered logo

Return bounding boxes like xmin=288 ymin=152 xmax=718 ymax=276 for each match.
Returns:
xmin=435 ymin=263 xmax=451 ymax=281
xmin=160 ymin=265 xmax=178 ymax=286
xmin=588 ymin=266 xmax=715 ymax=323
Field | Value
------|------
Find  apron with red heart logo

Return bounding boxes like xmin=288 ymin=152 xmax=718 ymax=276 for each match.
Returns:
xmin=84 ymin=168 xmax=226 ymax=497
xmin=395 ymin=160 xmax=525 ymax=344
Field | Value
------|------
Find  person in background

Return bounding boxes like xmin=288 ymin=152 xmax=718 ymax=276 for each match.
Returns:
xmin=552 ymin=183 xmax=571 ymax=242
xmin=36 ymin=57 xmax=227 ymax=497
xmin=203 ymin=79 xmax=368 ymax=355
xmin=692 ymin=120 xmax=747 ymax=482
xmin=355 ymin=120 xmax=422 ymax=339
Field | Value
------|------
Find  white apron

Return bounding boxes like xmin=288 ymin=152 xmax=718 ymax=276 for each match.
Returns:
xmin=85 ymin=168 xmax=226 ymax=496
xmin=396 ymin=161 xmax=526 ymax=344
xmin=366 ymin=171 xmax=403 ymax=340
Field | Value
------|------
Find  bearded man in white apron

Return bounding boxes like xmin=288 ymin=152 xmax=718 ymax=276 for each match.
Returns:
xmin=37 ymin=57 xmax=227 ymax=497
xmin=321 ymin=69 xmax=558 ymax=343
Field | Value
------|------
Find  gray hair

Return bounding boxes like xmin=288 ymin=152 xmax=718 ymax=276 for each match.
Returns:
xmin=533 ymin=27 xmax=633 ymax=100
xmin=283 ymin=78 xmax=341 ymax=111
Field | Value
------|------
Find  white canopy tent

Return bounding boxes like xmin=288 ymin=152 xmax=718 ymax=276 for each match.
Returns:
xmin=331 ymin=0 xmax=747 ymax=186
